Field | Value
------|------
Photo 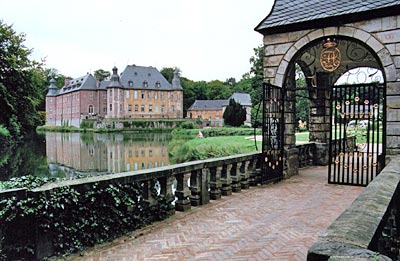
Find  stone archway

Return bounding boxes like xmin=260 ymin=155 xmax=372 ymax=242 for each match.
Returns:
xmin=256 ymin=0 xmax=400 ymax=181
xmin=279 ymin=33 xmax=389 ymax=184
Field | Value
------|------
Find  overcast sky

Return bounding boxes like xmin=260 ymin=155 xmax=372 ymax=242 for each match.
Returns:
xmin=1 ymin=0 xmax=274 ymax=82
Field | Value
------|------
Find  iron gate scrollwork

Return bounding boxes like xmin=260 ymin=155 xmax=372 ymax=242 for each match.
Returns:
xmin=329 ymin=83 xmax=386 ymax=186
xmin=261 ymin=83 xmax=284 ymax=184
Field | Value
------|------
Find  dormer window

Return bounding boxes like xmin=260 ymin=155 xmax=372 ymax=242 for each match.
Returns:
xmin=128 ymin=80 xmax=133 ymax=87
xmin=156 ymin=81 xmax=161 ymax=88
xmin=143 ymin=81 xmax=148 ymax=88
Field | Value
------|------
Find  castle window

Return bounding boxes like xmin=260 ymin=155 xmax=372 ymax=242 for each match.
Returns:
xmin=149 ymin=105 xmax=153 ymax=112
xmin=134 ymin=90 xmax=138 ymax=99
xmin=161 ymin=105 xmax=165 ymax=113
xmin=128 ymin=80 xmax=133 ymax=87
xmin=109 ymin=104 xmax=112 ymax=111
xmin=141 ymin=105 xmax=145 ymax=112
xmin=143 ymin=81 xmax=148 ymax=88
xmin=126 ymin=90 xmax=130 ymax=98
xmin=141 ymin=92 xmax=145 ymax=99
xmin=156 ymin=81 xmax=161 ymax=88
xmin=147 ymin=91 xmax=151 ymax=99
xmin=128 ymin=104 xmax=132 ymax=112
xmin=135 ymin=105 xmax=138 ymax=112
xmin=88 ymin=105 xmax=94 ymax=114
xmin=155 ymin=92 xmax=158 ymax=100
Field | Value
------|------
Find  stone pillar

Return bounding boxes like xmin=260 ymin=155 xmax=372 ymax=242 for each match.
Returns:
xmin=240 ymin=161 xmax=250 ymax=189
xmin=143 ymin=180 xmax=157 ymax=206
xmin=221 ymin=164 xmax=232 ymax=196
xmin=159 ymin=176 xmax=176 ymax=216
xmin=387 ymin=82 xmax=400 ymax=155
xmin=230 ymin=163 xmax=241 ymax=192
xmin=189 ymin=168 xmax=209 ymax=206
xmin=248 ymin=159 xmax=258 ymax=186
xmin=209 ymin=166 xmax=222 ymax=200
xmin=309 ymin=72 xmax=331 ymax=143
xmin=175 ymin=172 xmax=191 ymax=211
xmin=284 ymin=72 xmax=299 ymax=178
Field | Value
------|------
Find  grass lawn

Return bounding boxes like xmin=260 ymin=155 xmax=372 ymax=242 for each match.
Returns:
xmin=169 ymin=136 xmax=261 ymax=163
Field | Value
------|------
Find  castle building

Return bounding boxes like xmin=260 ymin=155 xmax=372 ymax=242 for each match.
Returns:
xmin=187 ymin=93 xmax=252 ymax=127
xmin=46 ymin=65 xmax=184 ymax=127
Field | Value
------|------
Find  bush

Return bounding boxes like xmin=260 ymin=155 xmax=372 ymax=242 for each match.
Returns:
xmin=178 ymin=121 xmax=194 ymax=129
xmin=0 ymin=125 xmax=10 ymax=143
xmin=0 ymin=179 xmax=173 ymax=259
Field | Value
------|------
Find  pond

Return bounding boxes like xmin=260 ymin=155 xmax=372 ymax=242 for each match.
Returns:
xmin=0 ymin=132 xmax=172 ymax=181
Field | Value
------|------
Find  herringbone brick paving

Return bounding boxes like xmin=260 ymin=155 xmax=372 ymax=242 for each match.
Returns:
xmin=65 ymin=166 xmax=363 ymax=261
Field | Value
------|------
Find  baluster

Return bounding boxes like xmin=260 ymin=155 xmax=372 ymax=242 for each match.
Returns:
xmin=248 ymin=159 xmax=258 ymax=186
xmin=159 ymin=175 xmax=176 ymax=216
xmin=189 ymin=168 xmax=209 ymax=206
xmin=143 ymin=180 xmax=157 ymax=206
xmin=230 ymin=163 xmax=241 ymax=192
xmin=190 ymin=169 xmax=201 ymax=206
xmin=209 ymin=166 xmax=222 ymax=200
xmin=175 ymin=172 xmax=191 ymax=211
xmin=221 ymin=164 xmax=232 ymax=196
xmin=240 ymin=161 xmax=250 ymax=189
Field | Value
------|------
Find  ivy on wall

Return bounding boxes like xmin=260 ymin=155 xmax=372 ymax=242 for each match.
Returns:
xmin=0 ymin=178 xmax=173 ymax=259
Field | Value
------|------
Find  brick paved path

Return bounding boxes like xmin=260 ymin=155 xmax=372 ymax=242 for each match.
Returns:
xmin=66 ymin=166 xmax=363 ymax=261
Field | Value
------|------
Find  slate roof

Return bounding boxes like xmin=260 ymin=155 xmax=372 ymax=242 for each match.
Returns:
xmin=119 ymin=65 xmax=172 ymax=90
xmin=188 ymin=93 xmax=252 ymax=111
xmin=58 ymin=74 xmax=98 ymax=95
xmin=255 ymin=0 xmax=400 ymax=34
xmin=187 ymin=100 xmax=227 ymax=111
xmin=226 ymin=93 xmax=252 ymax=106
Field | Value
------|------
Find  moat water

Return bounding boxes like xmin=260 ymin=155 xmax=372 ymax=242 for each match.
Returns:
xmin=0 ymin=132 xmax=172 ymax=181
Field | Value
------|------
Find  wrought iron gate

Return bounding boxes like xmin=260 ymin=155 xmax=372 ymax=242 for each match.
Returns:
xmin=261 ymin=83 xmax=284 ymax=184
xmin=329 ymin=83 xmax=386 ymax=186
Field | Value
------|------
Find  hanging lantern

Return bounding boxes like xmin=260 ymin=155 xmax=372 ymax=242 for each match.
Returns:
xmin=320 ymin=38 xmax=341 ymax=72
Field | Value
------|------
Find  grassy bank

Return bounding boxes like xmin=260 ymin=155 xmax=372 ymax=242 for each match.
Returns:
xmin=169 ymin=135 xmax=261 ymax=164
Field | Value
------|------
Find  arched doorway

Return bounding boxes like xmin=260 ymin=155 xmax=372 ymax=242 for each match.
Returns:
xmin=281 ymin=36 xmax=386 ymax=185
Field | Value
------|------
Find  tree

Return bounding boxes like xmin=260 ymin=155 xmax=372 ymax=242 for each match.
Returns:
xmin=94 ymin=69 xmax=110 ymax=81
xmin=223 ymin=98 xmax=246 ymax=127
xmin=206 ymin=80 xmax=232 ymax=100
xmin=249 ymin=45 xmax=264 ymax=105
xmin=0 ymin=20 xmax=47 ymax=138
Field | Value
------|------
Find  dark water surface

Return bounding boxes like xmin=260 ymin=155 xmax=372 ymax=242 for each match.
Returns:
xmin=0 ymin=132 xmax=171 ymax=181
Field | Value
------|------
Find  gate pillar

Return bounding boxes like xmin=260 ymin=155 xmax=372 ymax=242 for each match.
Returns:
xmin=309 ymin=72 xmax=331 ymax=165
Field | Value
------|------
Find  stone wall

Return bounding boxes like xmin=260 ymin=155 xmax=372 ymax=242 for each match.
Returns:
xmin=307 ymin=156 xmax=400 ymax=260
xmin=262 ymin=14 xmax=400 ymax=155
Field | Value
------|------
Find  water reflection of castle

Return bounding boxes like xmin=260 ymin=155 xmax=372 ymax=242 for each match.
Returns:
xmin=45 ymin=132 xmax=170 ymax=178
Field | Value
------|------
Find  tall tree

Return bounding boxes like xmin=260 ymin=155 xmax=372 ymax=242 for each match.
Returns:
xmin=94 ymin=69 xmax=110 ymax=81
xmin=249 ymin=45 xmax=264 ymax=105
xmin=223 ymin=98 xmax=246 ymax=127
xmin=0 ymin=20 xmax=47 ymax=137
xmin=206 ymin=80 xmax=232 ymax=100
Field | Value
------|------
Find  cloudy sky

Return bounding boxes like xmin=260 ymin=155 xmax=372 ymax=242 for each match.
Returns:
xmin=1 ymin=0 xmax=274 ymax=81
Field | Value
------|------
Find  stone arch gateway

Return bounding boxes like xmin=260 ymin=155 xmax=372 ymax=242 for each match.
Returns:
xmin=255 ymin=0 xmax=400 ymax=185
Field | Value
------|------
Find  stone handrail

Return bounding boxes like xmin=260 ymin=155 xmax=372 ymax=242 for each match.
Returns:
xmin=307 ymin=156 xmax=400 ymax=260
xmin=0 ymin=151 xmax=262 ymax=259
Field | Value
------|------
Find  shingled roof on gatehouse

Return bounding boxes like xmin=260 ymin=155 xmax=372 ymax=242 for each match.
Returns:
xmin=255 ymin=0 xmax=400 ymax=34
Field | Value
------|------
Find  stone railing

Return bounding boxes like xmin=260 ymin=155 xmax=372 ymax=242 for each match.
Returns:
xmin=297 ymin=142 xmax=316 ymax=167
xmin=0 ymin=152 xmax=262 ymax=260
xmin=307 ymin=156 xmax=400 ymax=260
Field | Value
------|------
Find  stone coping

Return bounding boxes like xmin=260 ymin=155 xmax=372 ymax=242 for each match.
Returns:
xmin=0 ymin=152 xmax=260 ymax=195
xmin=307 ymin=156 xmax=400 ymax=260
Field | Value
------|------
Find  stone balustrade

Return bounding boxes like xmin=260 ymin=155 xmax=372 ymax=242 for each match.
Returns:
xmin=307 ymin=156 xmax=400 ymax=260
